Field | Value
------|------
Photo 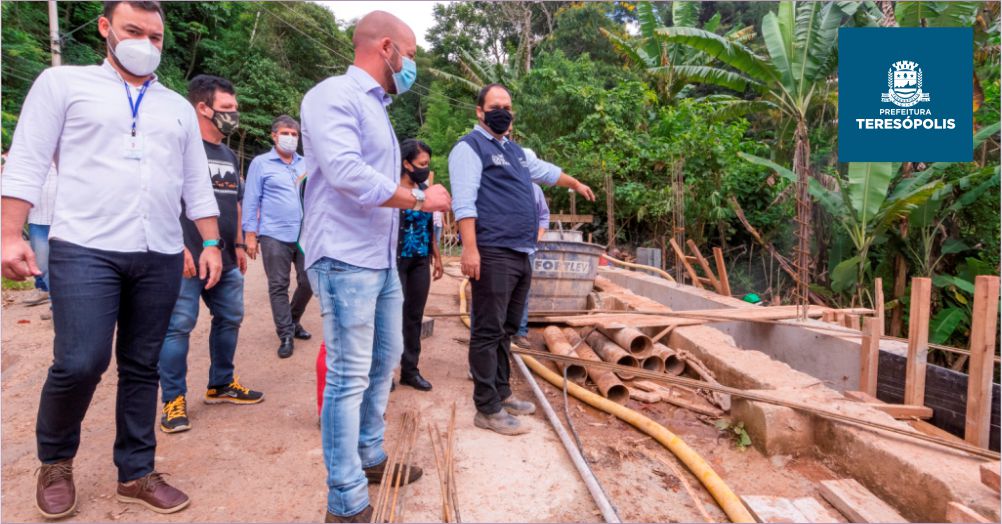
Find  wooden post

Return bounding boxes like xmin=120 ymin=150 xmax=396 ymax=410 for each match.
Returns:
xmin=964 ymin=275 xmax=1000 ymax=448
xmin=712 ymin=247 xmax=731 ymax=297
xmin=874 ymin=277 xmax=885 ymax=337
xmin=890 ymin=256 xmax=907 ymax=337
xmin=686 ymin=239 xmax=721 ymax=292
xmin=822 ymin=310 xmax=835 ymax=323
xmin=904 ymin=277 xmax=932 ymax=406
xmin=843 ymin=314 xmax=861 ymax=331
xmin=669 ymin=238 xmax=703 ymax=289
xmin=604 ymin=172 xmax=615 ymax=248
xmin=860 ymin=317 xmax=880 ymax=396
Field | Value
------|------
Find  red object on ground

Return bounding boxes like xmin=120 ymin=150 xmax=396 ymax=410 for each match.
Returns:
xmin=316 ymin=342 xmax=326 ymax=415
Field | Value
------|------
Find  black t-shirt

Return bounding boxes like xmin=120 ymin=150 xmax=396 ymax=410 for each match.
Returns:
xmin=181 ymin=141 xmax=243 ymax=272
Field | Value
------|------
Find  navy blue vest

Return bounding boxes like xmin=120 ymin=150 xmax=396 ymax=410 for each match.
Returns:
xmin=460 ymin=131 xmax=537 ymax=250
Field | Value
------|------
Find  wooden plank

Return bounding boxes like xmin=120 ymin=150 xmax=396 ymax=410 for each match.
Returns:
xmin=907 ymin=420 xmax=967 ymax=444
xmin=946 ymin=502 xmax=990 ymax=523
xmin=860 ymin=317 xmax=881 ymax=397
xmin=904 ymin=277 xmax=932 ymax=406
xmin=844 ymin=390 xmax=881 ymax=403
xmin=669 ymin=237 xmax=704 ymax=289
xmin=819 ymin=479 xmax=906 ymax=523
xmin=741 ymin=495 xmax=805 ymax=523
xmin=549 ymin=213 xmax=593 ymax=224
xmin=980 ymin=461 xmax=1000 ymax=493
xmin=875 ymin=277 xmax=886 ymax=337
xmin=843 ymin=314 xmax=861 ymax=331
xmin=790 ymin=497 xmax=843 ymax=524
xmin=965 ymin=276 xmax=1000 ymax=448
xmin=822 ymin=310 xmax=835 ymax=323
xmin=687 ymin=239 xmax=722 ymax=293
xmin=866 ymin=403 xmax=933 ymax=419
xmin=543 ymin=305 xmax=834 ymax=328
xmin=713 ymin=247 xmax=732 ymax=297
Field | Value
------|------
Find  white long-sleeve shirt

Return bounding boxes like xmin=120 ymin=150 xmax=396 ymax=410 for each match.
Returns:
xmin=27 ymin=164 xmax=57 ymax=226
xmin=2 ymin=60 xmax=218 ymax=254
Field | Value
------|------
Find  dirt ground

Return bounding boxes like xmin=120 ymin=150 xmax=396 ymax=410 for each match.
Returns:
xmin=3 ymin=258 xmax=844 ymax=523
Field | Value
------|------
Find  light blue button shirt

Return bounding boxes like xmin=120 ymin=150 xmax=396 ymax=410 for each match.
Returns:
xmin=448 ymin=126 xmax=562 ymax=222
xmin=241 ymin=147 xmax=305 ymax=244
xmin=300 ymin=66 xmax=401 ymax=270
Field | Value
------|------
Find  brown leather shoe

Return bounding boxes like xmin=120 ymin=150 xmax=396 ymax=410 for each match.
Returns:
xmin=36 ymin=459 xmax=76 ymax=519
xmin=116 ymin=472 xmax=190 ymax=514
xmin=325 ymin=505 xmax=373 ymax=523
xmin=363 ymin=459 xmax=423 ymax=485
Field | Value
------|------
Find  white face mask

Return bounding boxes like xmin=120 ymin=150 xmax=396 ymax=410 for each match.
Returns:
xmin=277 ymin=135 xmax=298 ymax=154
xmin=109 ymin=28 xmax=161 ymax=77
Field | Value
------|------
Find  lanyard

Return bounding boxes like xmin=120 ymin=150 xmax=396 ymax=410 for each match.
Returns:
xmin=124 ymin=79 xmax=152 ymax=136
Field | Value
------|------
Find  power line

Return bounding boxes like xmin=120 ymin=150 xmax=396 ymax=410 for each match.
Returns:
xmin=269 ymin=3 xmax=476 ymax=110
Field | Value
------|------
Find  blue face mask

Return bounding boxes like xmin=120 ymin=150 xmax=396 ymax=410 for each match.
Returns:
xmin=387 ymin=44 xmax=417 ymax=95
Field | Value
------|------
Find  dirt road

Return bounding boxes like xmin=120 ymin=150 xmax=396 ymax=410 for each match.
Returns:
xmin=3 ymin=257 xmax=840 ymax=523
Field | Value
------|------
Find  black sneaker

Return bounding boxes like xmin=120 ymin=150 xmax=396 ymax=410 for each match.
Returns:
xmin=204 ymin=378 xmax=264 ymax=405
xmin=160 ymin=395 xmax=191 ymax=434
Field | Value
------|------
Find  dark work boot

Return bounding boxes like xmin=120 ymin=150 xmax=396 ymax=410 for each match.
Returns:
xmin=278 ymin=336 xmax=294 ymax=359
xmin=364 ymin=459 xmax=423 ymax=485
xmin=294 ymin=323 xmax=312 ymax=340
xmin=325 ymin=505 xmax=373 ymax=523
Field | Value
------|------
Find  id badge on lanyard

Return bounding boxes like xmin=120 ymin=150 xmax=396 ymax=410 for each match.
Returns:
xmin=123 ymin=80 xmax=151 ymax=160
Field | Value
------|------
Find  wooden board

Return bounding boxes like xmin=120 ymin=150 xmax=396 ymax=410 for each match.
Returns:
xmin=905 ymin=278 xmax=932 ymax=406
xmin=669 ymin=237 xmax=704 ymax=289
xmin=713 ymin=247 xmax=732 ymax=297
xmin=875 ymin=277 xmax=886 ymax=337
xmin=946 ymin=502 xmax=991 ymax=523
xmin=860 ymin=317 xmax=881 ymax=396
xmin=965 ymin=276 xmax=1000 ymax=448
xmin=687 ymin=239 xmax=722 ymax=293
xmin=980 ymin=461 xmax=1000 ymax=493
xmin=866 ymin=403 xmax=933 ymax=420
xmin=844 ymin=390 xmax=881 ymax=403
xmin=549 ymin=214 xmax=593 ymax=224
xmin=819 ymin=479 xmax=906 ymax=523
xmin=741 ymin=495 xmax=841 ymax=523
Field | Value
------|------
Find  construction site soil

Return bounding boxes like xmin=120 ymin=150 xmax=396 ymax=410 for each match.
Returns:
xmin=2 ymin=258 xmax=847 ymax=522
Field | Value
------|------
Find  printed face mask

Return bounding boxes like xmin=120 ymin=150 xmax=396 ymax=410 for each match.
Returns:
xmin=108 ymin=28 xmax=161 ymax=77
xmin=211 ymin=108 xmax=240 ymax=136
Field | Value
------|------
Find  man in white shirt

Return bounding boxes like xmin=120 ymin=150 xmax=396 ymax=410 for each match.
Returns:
xmin=0 ymin=1 xmax=221 ymax=518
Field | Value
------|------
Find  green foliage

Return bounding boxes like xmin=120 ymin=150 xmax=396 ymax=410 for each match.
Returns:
xmin=714 ymin=418 xmax=752 ymax=450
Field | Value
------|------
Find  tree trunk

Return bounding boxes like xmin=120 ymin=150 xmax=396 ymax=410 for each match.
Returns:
xmin=793 ymin=118 xmax=813 ymax=315
xmin=881 ymin=0 xmax=897 ymax=27
xmin=605 ymin=172 xmax=615 ymax=248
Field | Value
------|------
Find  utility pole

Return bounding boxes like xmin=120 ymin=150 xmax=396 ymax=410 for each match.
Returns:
xmin=48 ymin=0 xmax=61 ymax=66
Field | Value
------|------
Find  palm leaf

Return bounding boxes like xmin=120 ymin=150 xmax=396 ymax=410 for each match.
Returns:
xmin=669 ymin=65 xmax=760 ymax=92
xmin=802 ymin=2 xmax=842 ymax=87
xmin=601 ymin=28 xmax=650 ymax=68
xmin=848 ymin=162 xmax=893 ymax=226
xmin=425 ymin=67 xmax=480 ymax=93
xmin=895 ymin=1 xmax=943 ymax=27
xmin=637 ymin=2 xmax=663 ymax=60
xmin=931 ymin=2 xmax=980 ymax=27
xmin=698 ymin=95 xmax=778 ymax=120
xmin=762 ymin=12 xmax=794 ymax=89
xmin=874 ymin=181 xmax=941 ymax=234
xmin=671 ymin=1 xmax=701 ymax=29
xmin=658 ymin=26 xmax=778 ymax=84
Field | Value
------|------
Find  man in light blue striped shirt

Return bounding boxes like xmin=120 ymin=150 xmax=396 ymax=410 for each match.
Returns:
xmin=300 ymin=11 xmax=451 ymax=523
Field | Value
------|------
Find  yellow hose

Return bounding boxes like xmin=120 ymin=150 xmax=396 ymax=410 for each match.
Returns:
xmin=458 ymin=279 xmax=754 ymax=523
xmin=603 ymin=255 xmax=677 ymax=283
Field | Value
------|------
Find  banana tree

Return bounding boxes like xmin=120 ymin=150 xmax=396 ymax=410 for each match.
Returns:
xmin=658 ymin=2 xmax=853 ymax=292
xmin=601 ymin=2 xmax=756 ymax=101
xmin=740 ymin=153 xmax=943 ymax=306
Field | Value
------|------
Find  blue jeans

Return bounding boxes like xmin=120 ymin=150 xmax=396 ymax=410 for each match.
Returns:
xmin=308 ymin=257 xmax=403 ymax=517
xmin=28 ymin=223 xmax=50 ymax=292
xmin=159 ymin=268 xmax=244 ymax=401
xmin=38 ymin=240 xmax=183 ymax=482
xmin=516 ymin=253 xmax=536 ymax=337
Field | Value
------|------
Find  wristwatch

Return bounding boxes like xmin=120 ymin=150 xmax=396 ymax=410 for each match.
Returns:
xmin=234 ymin=243 xmax=248 ymax=250
xmin=411 ymin=187 xmax=426 ymax=211
xmin=203 ymin=238 xmax=224 ymax=249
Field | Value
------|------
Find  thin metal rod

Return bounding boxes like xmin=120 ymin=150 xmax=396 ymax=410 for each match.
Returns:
xmin=513 ymin=354 xmax=622 ymax=523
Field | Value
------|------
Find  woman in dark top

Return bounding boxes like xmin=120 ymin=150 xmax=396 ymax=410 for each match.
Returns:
xmin=396 ymin=139 xmax=444 ymax=391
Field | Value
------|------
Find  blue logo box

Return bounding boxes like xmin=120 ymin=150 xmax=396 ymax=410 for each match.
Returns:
xmin=838 ymin=27 xmax=973 ymax=162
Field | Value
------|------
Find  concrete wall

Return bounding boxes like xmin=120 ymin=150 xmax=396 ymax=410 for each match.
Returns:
xmin=600 ymin=267 xmax=1001 ymax=449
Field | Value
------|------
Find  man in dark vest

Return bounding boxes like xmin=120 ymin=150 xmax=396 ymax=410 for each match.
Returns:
xmin=449 ymin=83 xmax=595 ymax=436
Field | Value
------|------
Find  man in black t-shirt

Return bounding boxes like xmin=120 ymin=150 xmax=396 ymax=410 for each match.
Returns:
xmin=158 ymin=75 xmax=264 ymax=434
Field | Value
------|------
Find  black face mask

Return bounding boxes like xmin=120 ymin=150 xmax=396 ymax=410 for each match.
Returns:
xmin=405 ymin=165 xmax=431 ymax=187
xmin=483 ymin=108 xmax=513 ymax=135
xmin=210 ymin=108 xmax=240 ymax=136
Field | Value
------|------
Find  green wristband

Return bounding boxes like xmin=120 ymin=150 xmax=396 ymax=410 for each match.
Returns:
xmin=203 ymin=239 xmax=221 ymax=249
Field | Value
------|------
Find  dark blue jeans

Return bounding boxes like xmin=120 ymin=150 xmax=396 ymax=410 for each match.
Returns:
xmin=37 ymin=240 xmax=183 ymax=482
xmin=159 ymin=268 xmax=244 ymax=401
